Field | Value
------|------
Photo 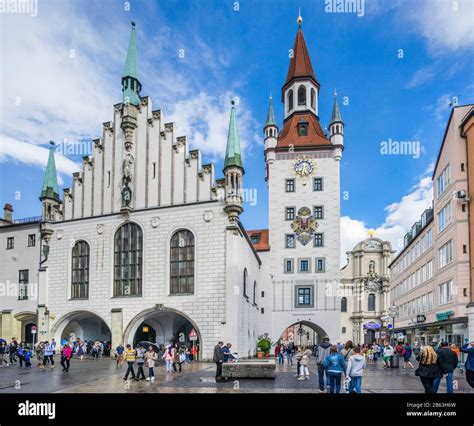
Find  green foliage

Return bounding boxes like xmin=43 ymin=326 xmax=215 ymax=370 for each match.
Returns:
xmin=257 ymin=336 xmax=272 ymax=354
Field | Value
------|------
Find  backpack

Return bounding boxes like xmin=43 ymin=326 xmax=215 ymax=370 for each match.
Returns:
xmin=317 ymin=345 xmax=331 ymax=364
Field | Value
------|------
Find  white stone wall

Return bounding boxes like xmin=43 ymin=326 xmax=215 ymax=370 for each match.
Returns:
xmin=0 ymin=223 xmax=41 ymax=339
xmin=267 ymin=150 xmax=341 ymax=342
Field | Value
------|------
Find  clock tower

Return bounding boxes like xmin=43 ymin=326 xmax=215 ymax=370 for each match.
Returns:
xmin=261 ymin=15 xmax=343 ymax=344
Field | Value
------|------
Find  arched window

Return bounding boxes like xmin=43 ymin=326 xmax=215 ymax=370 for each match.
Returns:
xmin=170 ymin=229 xmax=195 ymax=294
xmin=298 ymin=85 xmax=306 ymax=106
xmin=243 ymin=268 xmax=248 ymax=298
xmin=368 ymin=293 xmax=376 ymax=311
xmin=288 ymin=89 xmax=294 ymax=111
xmin=311 ymin=88 xmax=316 ymax=109
xmin=341 ymin=297 xmax=347 ymax=312
xmin=71 ymin=240 xmax=90 ymax=299
xmin=114 ymin=222 xmax=143 ymax=297
xmin=253 ymin=281 xmax=257 ymax=305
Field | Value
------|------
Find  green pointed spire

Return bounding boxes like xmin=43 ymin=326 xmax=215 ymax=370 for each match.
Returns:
xmin=40 ymin=141 xmax=60 ymax=201
xmin=330 ymin=90 xmax=343 ymax=124
xmin=265 ymin=95 xmax=277 ymax=127
xmin=122 ymin=21 xmax=141 ymax=106
xmin=224 ymin=100 xmax=243 ymax=171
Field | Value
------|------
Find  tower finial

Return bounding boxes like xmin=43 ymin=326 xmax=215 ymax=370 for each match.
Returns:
xmin=334 ymin=88 xmax=337 ymax=97
xmin=297 ymin=8 xmax=302 ymax=27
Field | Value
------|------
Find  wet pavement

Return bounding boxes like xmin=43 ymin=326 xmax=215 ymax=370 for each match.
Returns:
xmin=1 ymin=357 xmax=472 ymax=393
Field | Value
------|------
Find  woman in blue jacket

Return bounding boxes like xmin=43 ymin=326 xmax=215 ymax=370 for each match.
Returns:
xmin=323 ymin=346 xmax=346 ymax=393
xmin=461 ymin=340 xmax=474 ymax=388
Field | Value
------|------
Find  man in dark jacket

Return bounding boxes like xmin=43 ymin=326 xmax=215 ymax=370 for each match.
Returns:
xmin=213 ymin=341 xmax=224 ymax=381
xmin=433 ymin=341 xmax=458 ymax=393
xmin=461 ymin=340 xmax=474 ymax=388
xmin=315 ymin=337 xmax=332 ymax=392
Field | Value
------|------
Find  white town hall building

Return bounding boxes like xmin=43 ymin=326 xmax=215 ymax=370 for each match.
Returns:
xmin=0 ymin=17 xmax=344 ymax=360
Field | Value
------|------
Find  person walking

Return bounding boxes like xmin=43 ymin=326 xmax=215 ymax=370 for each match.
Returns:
xmin=123 ymin=344 xmax=136 ymax=380
xmin=23 ymin=347 xmax=32 ymax=369
xmin=342 ymin=341 xmax=354 ymax=363
xmin=162 ymin=344 xmax=175 ymax=373
xmin=0 ymin=341 xmax=8 ymax=367
xmin=35 ymin=341 xmax=45 ymax=369
xmin=315 ymin=337 xmax=332 ymax=392
xmin=44 ymin=341 xmax=55 ymax=369
xmin=401 ymin=342 xmax=414 ymax=369
xmin=17 ymin=343 xmax=25 ymax=368
xmin=346 ymin=347 xmax=366 ymax=393
xmin=135 ymin=344 xmax=146 ymax=381
xmin=433 ymin=341 xmax=458 ymax=393
xmin=172 ymin=343 xmax=181 ymax=373
xmin=383 ymin=342 xmax=394 ymax=369
xmin=60 ymin=344 xmax=72 ymax=373
xmin=297 ymin=346 xmax=312 ymax=380
xmin=286 ymin=344 xmax=293 ymax=365
xmin=178 ymin=347 xmax=186 ymax=371
xmin=213 ymin=341 xmax=225 ymax=381
xmin=115 ymin=343 xmax=125 ymax=367
xmin=461 ymin=339 xmax=474 ymax=388
xmin=145 ymin=346 xmax=157 ymax=382
xmin=323 ymin=346 xmax=346 ymax=394
xmin=415 ymin=345 xmax=441 ymax=393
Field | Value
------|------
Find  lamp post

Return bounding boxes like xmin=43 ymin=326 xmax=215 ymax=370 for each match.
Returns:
xmin=297 ymin=323 xmax=304 ymax=346
xmin=389 ymin=302 xmax=399 ymax=346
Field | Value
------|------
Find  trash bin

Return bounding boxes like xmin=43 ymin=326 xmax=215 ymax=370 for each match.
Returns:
xmin=391 ymin=354 xmax=400 ymax=368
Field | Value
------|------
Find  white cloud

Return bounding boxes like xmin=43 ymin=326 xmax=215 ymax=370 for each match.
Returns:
xmin=340 ymin=168 xmax=433 ymax=267
xmin=426 ymin=94 xmax=453 ymax=124
xmin=403 ymin=0 xmax=474 ymax=53
xmin=0 ymin=135 xmax=80 ymax=186
xmin=405 ymin=67 xmax=436 ymax=89
xmin=0 ymin=2 xmax=259 ymax=181
xmin=167 ymin=92 xmax=260 ymax=162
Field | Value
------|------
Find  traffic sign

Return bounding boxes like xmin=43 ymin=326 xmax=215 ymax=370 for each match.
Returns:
xmin=189 ymin=329 xmax=198 ymax=341
xmin=31 ymin=326 xmax=37 ymax=334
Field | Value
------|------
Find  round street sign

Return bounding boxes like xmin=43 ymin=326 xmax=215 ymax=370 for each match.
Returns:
xmin=31 ymin=326 xmax=37 ymax=334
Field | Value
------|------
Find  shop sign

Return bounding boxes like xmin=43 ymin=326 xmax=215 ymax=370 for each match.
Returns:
xmin=436 ymin=311 xmax=454 ymax=321
xmin=416 ymin=315 xmax=426 ymax=323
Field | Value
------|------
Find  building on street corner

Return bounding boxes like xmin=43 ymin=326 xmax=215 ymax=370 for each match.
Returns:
xmin=389 ymin=105 xmax=473 ymax=346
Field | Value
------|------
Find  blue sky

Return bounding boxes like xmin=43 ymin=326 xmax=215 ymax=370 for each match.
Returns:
xmin=0 ymin=0 xmax=473 ymax=263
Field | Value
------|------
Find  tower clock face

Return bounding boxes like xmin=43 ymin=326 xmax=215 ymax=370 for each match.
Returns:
xmin=293 ymin=157 xmax=314 ymax=177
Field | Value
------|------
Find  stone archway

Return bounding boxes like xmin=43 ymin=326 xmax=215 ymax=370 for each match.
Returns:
xmin=124 ymin=307 xmax=202 ymax=356
xmin=279 ymin=321 xmax=329 ymax=347
xmin=51 ymin=310 xmax=111 ymax=344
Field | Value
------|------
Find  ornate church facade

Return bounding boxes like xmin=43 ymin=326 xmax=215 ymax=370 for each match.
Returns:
xmin=0 ymin=17 xmax=346 ymax=358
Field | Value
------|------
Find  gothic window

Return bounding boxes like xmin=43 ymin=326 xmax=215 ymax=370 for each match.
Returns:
xmin=243 ymin=268 xmax=248 ymax=298
xmin=114 ymin=223 xmax=143 ymax=297
xmin=170 ymin=229 xmax=195 ymax=295
xmin=368 ymin=293 xmax=376 ymax=311
xmin=298 ymin=85 xmax=306 ymax=106
xmin=311 ymin=88 xmax=316 ymax=109
xmin=341 ymin=297 xmax=347 ymax=312
xmin=71 ymin=240 xmax=90 ymax=299
xmin=288 ymin=89 xmax=294 ymax=111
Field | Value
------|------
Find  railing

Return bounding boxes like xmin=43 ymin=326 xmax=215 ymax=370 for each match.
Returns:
xmin=13 ymin=216 xmax=41 ymax=224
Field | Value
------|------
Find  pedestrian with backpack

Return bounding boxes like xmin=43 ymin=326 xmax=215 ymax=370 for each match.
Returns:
xmin=402 ymin=342 xmax=414 ymax=369
xmin=346 ymin=346 xmax=366 ymax=393
xmin=123 ymin=344 xmax=136 ymax=380
xmin=315 ymin=337 xmax=332 ymax=392
xmin=323 ymin=346 xmax=346 ymax=394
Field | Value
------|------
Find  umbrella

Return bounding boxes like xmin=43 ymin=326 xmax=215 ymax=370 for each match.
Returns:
xmin=137 ymin=341 xmax=160 ymax=352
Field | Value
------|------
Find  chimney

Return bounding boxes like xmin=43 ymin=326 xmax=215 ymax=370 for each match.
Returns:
xmin=3 ymin=204 xmax=13 ymax=223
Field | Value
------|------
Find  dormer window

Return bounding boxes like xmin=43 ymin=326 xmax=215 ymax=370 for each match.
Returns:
xmin=250 ymin=234 xmax=261 ymax=244
xmin=298 ymin=121 xmax=308 ymax=136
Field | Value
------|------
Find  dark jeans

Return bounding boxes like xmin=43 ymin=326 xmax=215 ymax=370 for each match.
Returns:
xmin=328 ymin=372 xmax=342 ymax=394
xmin=215 ymin=361 xmax=223 ymax=378
xmin=136 ymin=363 xmax=145 ymax=379
xmin=317 ymin=364 xmax=327 ymax=391
xmin=9 ymin=352 xmax=17 ymax=363
xmin=433 ymin=372 xmax=454 ymax=393
xmin=172 ymin=362 xmax=177 ymax=372
xmin=420 ymin=376 xmax=435 ymax=393
xmin=44 ymin=355 xmax=54 ymax=366
xmin=60 ymin=356 xmax=70 ymax=371
xmin=178 ymin=362 xmax=182 ymax=372
xmin=466 ymin=369 xmax=474 ymax=388
xmin=124 ymin=361 xmax=135 ymax=379
xmin=348 ymin=376 xmax=362 ymax=393
xmin=18 ymin=355 xmax=24 ymax=367
xmin=148 ymin=367 xmax=154 ymax=378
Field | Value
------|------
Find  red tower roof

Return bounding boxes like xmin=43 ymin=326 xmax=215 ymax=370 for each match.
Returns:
xmin=283 ymin=28 xmax=319 ymax=94
xmin=277 ymin=113 xmax=331 ymax=149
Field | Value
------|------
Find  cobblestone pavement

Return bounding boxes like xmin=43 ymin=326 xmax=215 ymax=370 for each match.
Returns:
xmin=1 ymin=357 xmax=472 ymax=393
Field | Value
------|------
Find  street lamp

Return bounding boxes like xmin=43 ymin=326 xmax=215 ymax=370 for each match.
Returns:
xmin=297 ymin=323 xmax=304 ymax=346
xmin=389 ymin=302 xmax=399 ymax=346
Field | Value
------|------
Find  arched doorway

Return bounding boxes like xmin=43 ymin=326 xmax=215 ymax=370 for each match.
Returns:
xmin=14 ymin=312 xmax=37 ymax=345
xmin=279 ymin=321 xmax=329 ymax=347
xmin=52 ymin=311 xmax=111 ymax=344
xmin=124 ymin=308 xmax=201 ymax=356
